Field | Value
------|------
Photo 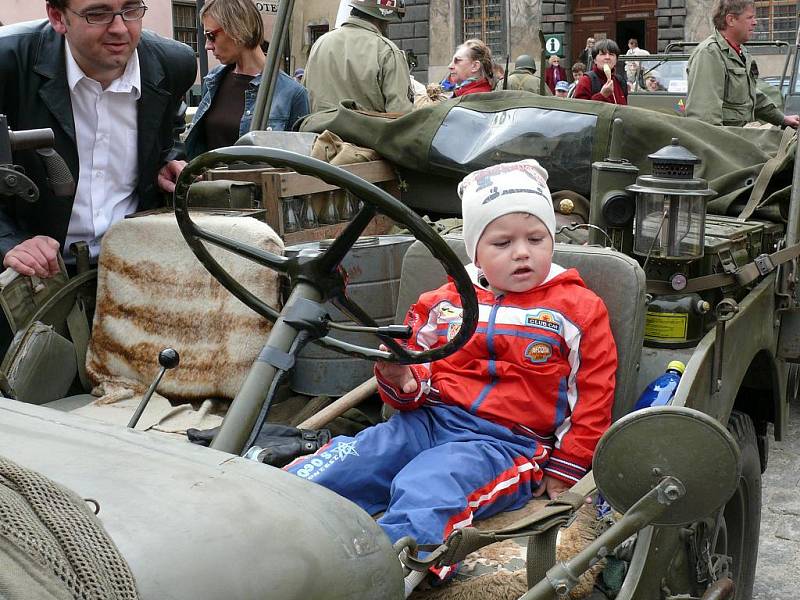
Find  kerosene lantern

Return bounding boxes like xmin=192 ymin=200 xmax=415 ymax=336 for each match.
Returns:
xmin=627 ymin=138 xmax=715 ymax=261
xmin=628 ymin=139 xmax=716 ymax=348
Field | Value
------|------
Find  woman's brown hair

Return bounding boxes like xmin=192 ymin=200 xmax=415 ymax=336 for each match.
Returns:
xmin=458 ymin=38 xmax=494 ymax=82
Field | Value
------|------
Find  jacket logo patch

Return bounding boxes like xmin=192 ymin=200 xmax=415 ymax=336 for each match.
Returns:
xmin=437 ymin=302 xmax=463 ymax=322
xmin=525 ymin=310 xmax=562 ymax=334
xmin=525 ymin=341 xmax=553 ymax=363
xmin=447 ymin=321 xmax=462 ymax=341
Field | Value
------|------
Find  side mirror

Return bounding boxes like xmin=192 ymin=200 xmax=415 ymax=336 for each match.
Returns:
xmin=521 ymin=406 xmax=741 ymax=600
xmin=593 ymin=405 xmax=741 ymax=525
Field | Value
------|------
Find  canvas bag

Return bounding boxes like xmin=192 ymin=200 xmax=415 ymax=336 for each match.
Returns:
xmin=0 ymin=258 xmax=69 ymax=334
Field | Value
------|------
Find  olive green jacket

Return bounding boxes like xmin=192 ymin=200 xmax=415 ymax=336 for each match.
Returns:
xmin=303 ymin=17 xmax=413 ymax=114
xmin=686 ymin=30 xmax=784 ymax=127
xmin=494 ymin=69 xmax=552 ymax=95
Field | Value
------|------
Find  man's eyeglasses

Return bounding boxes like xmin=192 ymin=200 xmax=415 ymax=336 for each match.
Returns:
xmin=204 ymin=27 xmax=223 ymax=42
xmin=67 ymin=4 xmax=147 ymax=25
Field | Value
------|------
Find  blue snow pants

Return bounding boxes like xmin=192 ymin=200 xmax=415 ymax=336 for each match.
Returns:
xmin=285 ymin=403 xmax=544 ymax=564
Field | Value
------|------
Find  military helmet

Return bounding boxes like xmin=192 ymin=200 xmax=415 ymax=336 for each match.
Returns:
xmin=349 ymin=0 xmax=406 ymax=22
xmin=514 ymin=54 xmax=537 ymax=73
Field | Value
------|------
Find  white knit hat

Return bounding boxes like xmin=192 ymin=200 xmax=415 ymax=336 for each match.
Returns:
xmin=458 ymin=159 xmax=555 ymax=262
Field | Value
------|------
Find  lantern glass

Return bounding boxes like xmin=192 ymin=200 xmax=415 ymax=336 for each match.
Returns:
xmin=634 ymin=192 xmax=706 ymax=260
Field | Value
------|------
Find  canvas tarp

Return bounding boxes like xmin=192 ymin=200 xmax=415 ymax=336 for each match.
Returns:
xmin=299 ymin=91 xmax=795 ymax=220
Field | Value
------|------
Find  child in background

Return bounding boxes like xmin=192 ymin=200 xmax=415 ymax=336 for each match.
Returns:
xmin=568 ymin=61 xmax=586 ymax=97
xmin=286 ymin=160 xmax=617 ymax=595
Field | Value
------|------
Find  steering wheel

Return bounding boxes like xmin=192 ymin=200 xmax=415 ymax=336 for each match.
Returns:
xmin=173 ymin=146 xmax=478 ymax=365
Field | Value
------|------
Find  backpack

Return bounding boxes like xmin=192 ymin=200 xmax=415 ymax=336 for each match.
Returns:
xmin=587 ymin=70 xmax=629 ymax=99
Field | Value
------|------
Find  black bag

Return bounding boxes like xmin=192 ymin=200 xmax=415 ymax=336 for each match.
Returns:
xmin=187 ymin=424 xmax=331 ymax=467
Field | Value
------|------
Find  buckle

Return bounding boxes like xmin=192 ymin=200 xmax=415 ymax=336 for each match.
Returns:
xmin=754 ymin=253 xmax=776 ymax=277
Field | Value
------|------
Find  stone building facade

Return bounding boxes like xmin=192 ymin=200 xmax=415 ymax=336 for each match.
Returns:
xmin=372 ymin=0 xmax=792 ymax=83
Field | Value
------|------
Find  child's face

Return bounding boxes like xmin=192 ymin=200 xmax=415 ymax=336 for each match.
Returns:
xmin=475 ymin=213 xmax=553 ymax=294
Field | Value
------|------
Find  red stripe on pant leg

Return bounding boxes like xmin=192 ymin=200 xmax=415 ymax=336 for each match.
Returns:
xmin=442 ymin=455 xmax=543 ymax=541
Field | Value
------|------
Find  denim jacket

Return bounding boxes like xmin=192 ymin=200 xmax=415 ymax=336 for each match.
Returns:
xmin=186 ymin=64 xmax=309 ymax=159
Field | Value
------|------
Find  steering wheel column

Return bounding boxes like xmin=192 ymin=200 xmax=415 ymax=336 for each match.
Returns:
xmin=213 ymin=281 xmax=321 ymax=454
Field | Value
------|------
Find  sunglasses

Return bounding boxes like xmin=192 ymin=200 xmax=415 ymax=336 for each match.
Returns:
xmin=204 ymin=27 xmax=223 ymax=42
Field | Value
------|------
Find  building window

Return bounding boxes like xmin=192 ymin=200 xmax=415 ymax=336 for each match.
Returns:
xmin=753 ymin=1 xmax=797 ymax=43
xmin=309 ymin=24 xmax=330 ymax=47
xmin=173 ymin=1 xmax=198 ymax=54
xmin=462 ymin=0 xmax=506 ymax=56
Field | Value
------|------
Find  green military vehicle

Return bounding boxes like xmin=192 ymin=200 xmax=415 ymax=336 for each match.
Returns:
xmin=618 ymin=39 xmax=795 ymax=118
xmin=1 ymin=6 xmax=800 ymax=600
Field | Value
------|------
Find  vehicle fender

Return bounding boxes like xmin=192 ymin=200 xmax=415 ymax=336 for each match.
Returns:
xmin=0 ymin=399 xmax=403 ymax=600
xmin=671 ymin=276 xmax=783 ymax=432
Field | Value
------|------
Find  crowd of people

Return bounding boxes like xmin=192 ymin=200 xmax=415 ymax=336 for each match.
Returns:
xmin=424 ymin=33 xmax=664 ymax=106
xmin=0 ymin=0 xmax=796 ymax=281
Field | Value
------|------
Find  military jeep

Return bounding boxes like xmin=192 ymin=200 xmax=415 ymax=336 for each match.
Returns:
xmin=1 ymin=10 xmax=800 ymax=600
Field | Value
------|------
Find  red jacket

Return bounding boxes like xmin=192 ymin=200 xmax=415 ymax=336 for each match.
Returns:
xmin=573 ymin=65 xmax=628 ymax=105
xmin=544 ymin=65 xmax=567 ymax=94
xmin=376 ymin=265 xmax=617 ymax=484
xmin=453 ymin=78 xmax=493 ymax=97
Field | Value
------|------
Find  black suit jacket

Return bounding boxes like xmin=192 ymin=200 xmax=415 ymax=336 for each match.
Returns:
xmin=0 ymin=20 xmax=197 ymax=257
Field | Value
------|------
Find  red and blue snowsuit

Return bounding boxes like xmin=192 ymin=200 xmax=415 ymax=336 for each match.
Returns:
xmin=285 ymin=264 xmax=617 ymax=577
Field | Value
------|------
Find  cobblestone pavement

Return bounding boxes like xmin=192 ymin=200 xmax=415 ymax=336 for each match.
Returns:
xmin=754 ymin=397 xmax=800 ymax=600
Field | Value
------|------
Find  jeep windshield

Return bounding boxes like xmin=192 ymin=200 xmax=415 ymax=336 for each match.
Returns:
xmin=619 ymin=56 xmax=689 ymax=94
xmin=429 ymin=106 xmax=597 ymax=197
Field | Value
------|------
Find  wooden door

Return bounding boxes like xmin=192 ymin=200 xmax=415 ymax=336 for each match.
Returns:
xmin=571 ymin=0 xmax=658 ymax=62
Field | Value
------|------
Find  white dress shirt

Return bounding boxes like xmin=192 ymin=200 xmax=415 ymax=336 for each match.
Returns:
xmin=64 ymin=40 xmax=141 ymax=259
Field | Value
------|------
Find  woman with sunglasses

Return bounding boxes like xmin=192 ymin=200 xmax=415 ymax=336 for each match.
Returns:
xmin=185 ymin=0 xmax=309 ymax=159
xmin=448 ymin=39 xmax=494 ymax=97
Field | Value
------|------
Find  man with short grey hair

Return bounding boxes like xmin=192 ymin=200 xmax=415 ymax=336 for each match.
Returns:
xmin=686 ymin=0 xmax=799 ymax=128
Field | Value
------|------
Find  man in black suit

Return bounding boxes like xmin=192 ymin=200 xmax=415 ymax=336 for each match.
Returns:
xmin=0 ymin=0 xmax=196 ymax=278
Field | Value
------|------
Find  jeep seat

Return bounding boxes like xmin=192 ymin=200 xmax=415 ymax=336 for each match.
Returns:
xmin=43 ymin=213 xmax=283 ymax=433
xmin=394 ymin=237 xmax=647 ymax=420
xmin=394 ymin=238 xmax=646 ymax=596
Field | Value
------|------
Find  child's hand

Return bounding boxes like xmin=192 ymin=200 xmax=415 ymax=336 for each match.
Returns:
xmin=375 ymin=361 xmax=418 ymax=394
xmin=533 ymin=475 xmax=571 ymax=500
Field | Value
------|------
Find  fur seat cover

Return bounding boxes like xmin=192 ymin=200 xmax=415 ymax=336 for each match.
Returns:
xmin=86 ymin=213 xmax=283 ymax=402
xmin=411 ymin=498 xmax=603 ymax=600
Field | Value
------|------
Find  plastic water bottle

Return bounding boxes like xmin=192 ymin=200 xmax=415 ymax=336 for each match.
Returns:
xmin=634 ymin=360 xmax=685 ymax=411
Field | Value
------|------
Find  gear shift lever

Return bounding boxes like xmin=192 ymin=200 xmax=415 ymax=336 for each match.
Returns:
xmin=127 ymin=348 xmax=180 ymax=429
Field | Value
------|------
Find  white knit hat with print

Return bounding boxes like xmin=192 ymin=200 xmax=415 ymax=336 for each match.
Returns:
xmin=458 ymin=159 xmax=555 ymax=262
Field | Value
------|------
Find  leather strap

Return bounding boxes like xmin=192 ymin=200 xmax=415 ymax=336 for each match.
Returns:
xmin=647 ymin=241 xmax=800 ymax=295
xmin=738 ymin=127 xmax=796 ymax=222
xmin=527 ymin=525 xmax=560 ymax=591
xmin=69 ymin=241 xmax=92 ymax=275
xmin=66 ymin=298 xmax=91 ymax=391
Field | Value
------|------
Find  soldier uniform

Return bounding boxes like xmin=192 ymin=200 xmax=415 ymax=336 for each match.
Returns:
xmin=303 ymin=15 xmax=413 ymax=114
xmin=500 ymin=69 xmax=552 ymax=95
xmin=686 ymin=29 xmax=784 ymax=127
xmin=495 ymin=55 xmax=551 ymax=95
